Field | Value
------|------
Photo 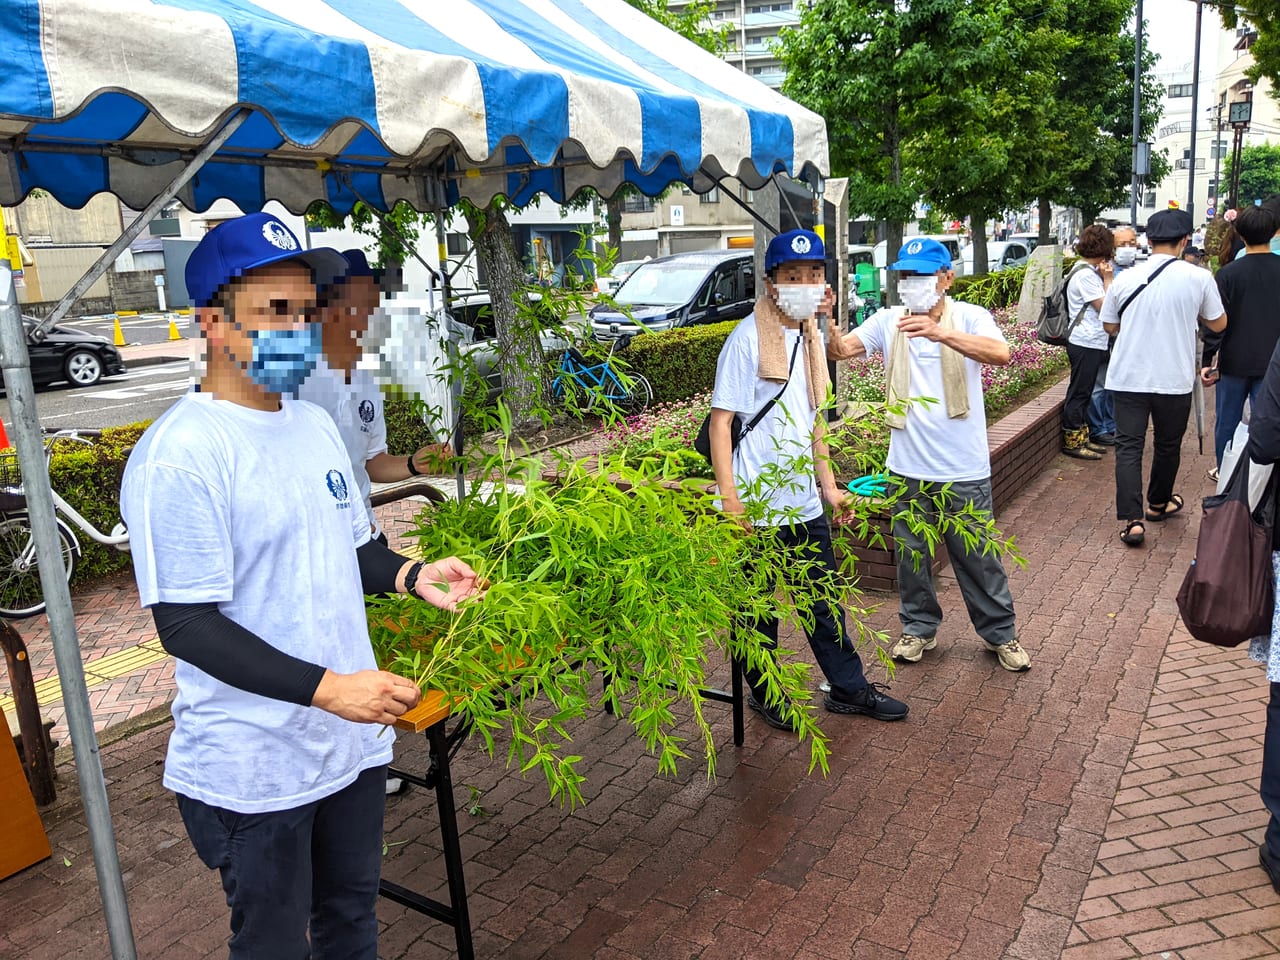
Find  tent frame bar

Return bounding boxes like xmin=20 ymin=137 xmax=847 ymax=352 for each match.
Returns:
xmin=30 ymin=109 xmax=251 ymax=340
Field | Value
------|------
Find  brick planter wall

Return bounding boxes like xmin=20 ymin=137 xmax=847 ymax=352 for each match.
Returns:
xmin=844 ymin=378 xmax=1067 ymax=593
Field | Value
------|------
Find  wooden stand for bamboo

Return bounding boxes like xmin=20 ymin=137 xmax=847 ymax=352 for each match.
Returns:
xmin=0 ymin=707 xmax=51 ymax=880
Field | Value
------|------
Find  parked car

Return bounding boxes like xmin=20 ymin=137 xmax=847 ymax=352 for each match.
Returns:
xmin=1006 ymin=231 xmax=1057 ymax=253
xmin=961 ymin=239 xmax=1030 ymax=274
xmin=588 ymin=249 xmax=755 ymax=341
xmin=3 ymin=317 xmax=126 ymax=389
xmin=595 ymin=258 xmax=647 ymax=296
xmin=872 ymin=234 xmax=966 ymax=280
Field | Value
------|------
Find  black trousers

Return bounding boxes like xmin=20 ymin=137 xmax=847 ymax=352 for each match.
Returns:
xmin=1112 ymin=390 xmax=1192 ymax=521
xmin=1062 ymin=343 xmax=1108 ymax=432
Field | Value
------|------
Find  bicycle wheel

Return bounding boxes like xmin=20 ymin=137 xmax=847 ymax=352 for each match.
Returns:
xmin=608 ymin=373 xmax=652 ymax=417
xmin=0 ymin=515 xmax=79 ymax=619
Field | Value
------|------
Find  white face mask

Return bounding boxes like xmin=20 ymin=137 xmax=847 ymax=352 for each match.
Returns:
xmin=773 ymin=283 xmax=825 ymax=321
xmin=1114 ymin=246 xmax=1137 ymax=267
xmin=898 ymin=275 xmax=942 ymax=314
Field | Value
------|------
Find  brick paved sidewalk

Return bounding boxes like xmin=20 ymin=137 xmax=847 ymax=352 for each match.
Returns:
xmin=4 ymin=427 xmax=1280 ymax=959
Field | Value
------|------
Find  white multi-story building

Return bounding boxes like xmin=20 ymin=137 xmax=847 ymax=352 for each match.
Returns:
xmin=1212 ymin=23 xmax=1280 ymax=210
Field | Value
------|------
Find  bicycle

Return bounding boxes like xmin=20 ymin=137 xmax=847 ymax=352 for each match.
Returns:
xmin=0 ymin=430 xmax=130 ymax=619
xmin=551 ymin=336 xmax=653 ymax=416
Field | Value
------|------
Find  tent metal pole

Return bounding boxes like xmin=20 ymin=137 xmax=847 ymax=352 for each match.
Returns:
xmin=0 ymin=267 xmax=137 ymax=960
xmin=32 ymin=108 xmax=251 ymax=339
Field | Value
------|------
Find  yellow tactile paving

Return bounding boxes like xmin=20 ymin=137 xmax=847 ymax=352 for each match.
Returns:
xmin=0 ymin=638 xmax=168 ymax=714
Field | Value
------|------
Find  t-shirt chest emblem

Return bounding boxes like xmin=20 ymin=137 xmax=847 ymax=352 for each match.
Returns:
xmin=325 ymin=469 xmax=352 ymax=509
xmin=358 ymin=400 xmax=375 ymax=424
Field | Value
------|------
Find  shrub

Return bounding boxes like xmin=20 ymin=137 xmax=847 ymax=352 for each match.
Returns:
xmin=625 ymin=320 xmax=739 ymax=402
xmin=385 ymin=396 xmax=444 ymax=455
xmin=950 ymin=266 xmax=1027 ymax=310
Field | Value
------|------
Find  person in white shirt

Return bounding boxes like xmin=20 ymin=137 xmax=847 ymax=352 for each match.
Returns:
xmin=121 ymin=214 xmax=483 ymax=959
xmin=1101 ymin=208 xmax=1227 ymax=547
xmin=827 ymin=238 xmax=1031 ymax=673
xmin=1087 ymin=226 xmax=1140 ymax=446
xmin=299 ymin=249 xmax=451 ymax=544
xmin=709 ymin=229 xmax=909 ymax=729
xmin=1061 ymin=225 xmax=1116 ymax=460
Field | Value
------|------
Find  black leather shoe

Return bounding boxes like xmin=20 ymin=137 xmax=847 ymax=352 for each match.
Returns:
xmin=746 ymin=690 xmax=796 ymax=731
xmin=1090 ymin=432 xmax=1117 ymax=446
xmin=1259 ymin=844 xmax=1280 ymax=895
xmin=824 ymin=682 xmax=909 ymax=721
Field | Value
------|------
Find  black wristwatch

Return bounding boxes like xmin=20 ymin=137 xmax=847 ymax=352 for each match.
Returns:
xmin=406 ymin=454 xmax=421 ymax=477
xmin=403 ymin=561 xmax=425 ymax=599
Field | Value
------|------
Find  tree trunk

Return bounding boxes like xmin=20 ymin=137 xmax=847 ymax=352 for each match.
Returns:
xmin=464 ymin=201 xmax=549 ymax=434
xmin=1038 ymin=197 xmax=1052 ymax=245
xmin=969 ymin=211 xmax=989 ymax=277
xmin=606 ymin=194 xmax=624 ymax=252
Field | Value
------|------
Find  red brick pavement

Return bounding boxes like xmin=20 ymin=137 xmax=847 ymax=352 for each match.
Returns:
xmin=4 ymin=430 xmax=1280 ymax=959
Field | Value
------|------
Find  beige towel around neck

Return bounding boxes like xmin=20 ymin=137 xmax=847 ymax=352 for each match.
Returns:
xmin=885 ymin=296 xmax=969 ymax=429
xmin=755 ymin=295 xmax=829 ymax=411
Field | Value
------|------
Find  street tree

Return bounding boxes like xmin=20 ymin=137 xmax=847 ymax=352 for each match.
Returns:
xmin=1225 ymin=142 xmax=1280 ymax=204
xmin=1215 ymin=4 xmax=1280 ymax=98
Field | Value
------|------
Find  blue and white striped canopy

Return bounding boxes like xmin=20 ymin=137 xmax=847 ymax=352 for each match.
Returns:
xmin=0 ymin=0 xmax=829 ymax=215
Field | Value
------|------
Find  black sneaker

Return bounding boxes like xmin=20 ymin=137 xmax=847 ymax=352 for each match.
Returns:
xmin=746 ymin=690 xmax=796 ymax=731
xmin=1090 ymin=432 xmax=1117 ymax=446
xmin=824 ymin=682 xmax=909 ymax=722
xmin=1260 ymin=845 xmax=1280 ymax=895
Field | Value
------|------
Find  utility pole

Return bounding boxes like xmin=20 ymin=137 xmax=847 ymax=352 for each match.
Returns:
xmin=1211 ymin=99 xmax=1224 ymax=215
xmin=1187 ymin=0 xmax=1204 ymax=219
xmin=1131 ymin=0 xmax=1144 ymax=226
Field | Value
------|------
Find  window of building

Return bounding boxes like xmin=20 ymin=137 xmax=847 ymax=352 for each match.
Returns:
xmin=1144 ymin=191 xmax=1157 ymax=209
xmin=1167 ymin=83 xmax=1194 ymax=98
xmin=699 ymin=187 xmax=720 ymax=204
xmin=445 ymin=232 xmax=470 ymax=257
xmin=623 ymin=194 xmax=655 ymax=214
xmin=1211 ymin=140 xmax=1228 ymax=159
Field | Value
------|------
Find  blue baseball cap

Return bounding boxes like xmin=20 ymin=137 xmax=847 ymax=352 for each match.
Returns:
xmin=889 ymin=238 xmax=953 ymax=273
xmin=185 ymin=212 xmax=347 ymax=307
xmin=765 ymin=229 xmax=825 ymax=273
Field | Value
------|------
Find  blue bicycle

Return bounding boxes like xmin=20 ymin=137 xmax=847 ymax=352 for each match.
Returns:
xmin=551 ymin=336 xmax=653 ymax=416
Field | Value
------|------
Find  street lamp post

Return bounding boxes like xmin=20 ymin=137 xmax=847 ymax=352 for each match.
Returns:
xmin=1131 ymin=0 xmax=1144 ymax=226
xmin=1187 ymin=0 xmax=1204 ymax=219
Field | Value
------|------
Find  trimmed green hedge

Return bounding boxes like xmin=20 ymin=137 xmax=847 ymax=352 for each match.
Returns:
xmin=624 ymin=320 xmax=739 ymax=403
xmin=950 ymin=266 xmax=1027 ymax=310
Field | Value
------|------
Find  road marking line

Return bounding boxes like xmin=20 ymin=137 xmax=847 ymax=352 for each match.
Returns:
xmin=0 ymin=639 xmax=168 ymax=714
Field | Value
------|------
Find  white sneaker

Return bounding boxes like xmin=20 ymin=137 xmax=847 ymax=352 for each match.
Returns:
xmin=385 ymin=776 xmax=406 ymax=796
xmin=983 ymin=638 xmax=1031 ymax=672
xmin=891 ymin=634 xmax=936 ymax=663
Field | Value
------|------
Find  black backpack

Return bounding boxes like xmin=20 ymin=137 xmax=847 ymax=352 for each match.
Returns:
xmin=1036 ymin=262 xmax=1091 ymax=347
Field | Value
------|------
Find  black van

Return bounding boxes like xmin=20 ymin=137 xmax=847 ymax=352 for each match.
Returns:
xmin=588 ymin=249 xmax=755 ymax=341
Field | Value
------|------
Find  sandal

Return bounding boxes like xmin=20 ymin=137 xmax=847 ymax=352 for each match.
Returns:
xmin=1120 ymin=520 xmax=1145 ymax=546
xmin=1145 ymin=494 xmax=1185 ymax=522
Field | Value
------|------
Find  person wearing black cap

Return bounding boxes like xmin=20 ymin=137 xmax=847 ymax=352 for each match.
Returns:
xmin=1101 ymin=208 xmax=1226 ymax=547
xmin=120 ymin=213 xmax=484 ymax=958
xmin=300 ymin=248 xmax=452 ymax=545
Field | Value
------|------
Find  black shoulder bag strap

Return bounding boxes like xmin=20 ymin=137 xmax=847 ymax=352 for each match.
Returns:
xmin=740 ymin=336 xmax=803 ymax=443
xmin=1117 ymin=257 xmax=1178 ymax=320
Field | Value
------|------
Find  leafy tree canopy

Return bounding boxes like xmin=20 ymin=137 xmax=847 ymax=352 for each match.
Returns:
xmin=1226 ymin=142 xmax=1280 ymax=204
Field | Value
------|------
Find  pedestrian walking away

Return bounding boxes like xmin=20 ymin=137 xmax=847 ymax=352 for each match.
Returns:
xmin=708 ymin=228 xmax=909 ymax=731
xmin=826 ymin=237 xmax=1030 ymax=673
xmin=1101 ymin=208 xmax=1227 ymax=548
xmin=119 ymin=213 xmax=484 ymax=960
xmin=1201 ymin=203 xmax=1280 ymax=473
xmin=1061 ymin=225 xmax=1115 ymax=461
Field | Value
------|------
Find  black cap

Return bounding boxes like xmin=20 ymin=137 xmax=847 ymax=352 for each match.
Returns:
xmin=1147 ymin=209 xmax=1194 ymax=242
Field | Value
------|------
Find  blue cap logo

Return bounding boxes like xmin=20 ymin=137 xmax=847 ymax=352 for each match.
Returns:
xmin=262 ymin=220 xmax=298 ymax=251
xmin=791 ymin=235 xmax=812 ymax=255
xmin=907 ymin=240 xmax=924 ymax=255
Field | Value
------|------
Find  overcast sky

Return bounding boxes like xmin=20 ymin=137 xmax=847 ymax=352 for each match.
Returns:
xmin=1143 ymin=1 xmax=1222 ymax=79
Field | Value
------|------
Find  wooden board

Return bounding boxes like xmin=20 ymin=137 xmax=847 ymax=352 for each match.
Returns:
xmin=394 ymin=689 xmax=452 ymax=733
xmin=0 ymin=709 xmax=51 ymax=880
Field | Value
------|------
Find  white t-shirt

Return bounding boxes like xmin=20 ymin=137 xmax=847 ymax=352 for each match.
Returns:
xmin=298 ymin=357 xmax=388 ymax=533
xmin=120 ymin=392 xmax=391 ymax=814
xmin=1102 ymin=254 xmax=1225 ymax=394
xmin=1066 ymin=265 xmax=1109 ymax=350
xmin=851 ymin=300 xmax=1002 ymax=483
xmin=710 ymin=315 xmax=822 ymax=526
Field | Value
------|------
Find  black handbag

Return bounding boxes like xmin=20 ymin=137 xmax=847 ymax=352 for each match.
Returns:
xmin=694 ymin=338 xmax=800 ymax=461
xmin=1176 ymin=453 xmax=1278 ymax=647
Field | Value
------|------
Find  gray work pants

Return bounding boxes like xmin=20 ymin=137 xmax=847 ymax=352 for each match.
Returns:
xmin=891 ymin=475 xmax=1017 ymax=646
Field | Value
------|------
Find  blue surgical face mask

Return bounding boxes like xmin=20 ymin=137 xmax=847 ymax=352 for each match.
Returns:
xmin=1270 ymin=236 xmax=1280 ymax=256
xmin=247 ymin=325 xmax=321 ymax=395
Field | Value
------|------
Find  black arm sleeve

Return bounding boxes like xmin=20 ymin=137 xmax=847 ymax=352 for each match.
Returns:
xmin=1201 ymin=327 xmax=1223 ymax=368
xmin=356 ymin=537 xmax=410 ymax=596
xmin=1247 ymin=345 xmax=1280 ymax=466
xmin=151 ymin=602 xmax=327 ymax=706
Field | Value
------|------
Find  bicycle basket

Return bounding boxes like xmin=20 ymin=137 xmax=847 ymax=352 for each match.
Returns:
xmin=0 ymin=452 xmax=21 ymax=491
